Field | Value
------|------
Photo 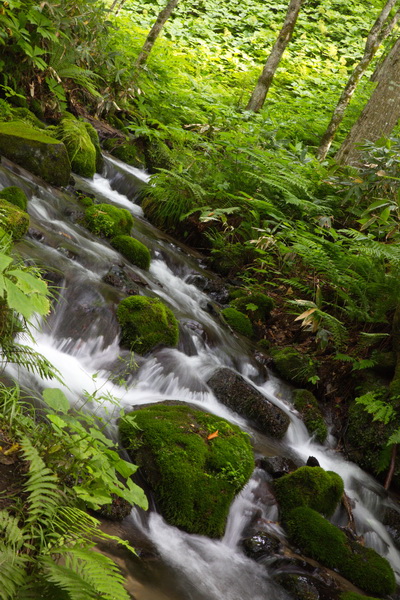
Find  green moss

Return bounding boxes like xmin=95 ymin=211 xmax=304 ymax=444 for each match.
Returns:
xmin=273 ymin=466 xmax=343 ymax=517
xmin=221 ymin=307 xmax=253 ymax=338
xmin=0 ymin=99 xmax=13 ymax=122
xmin=11 ymin=107 xmax=45 ymax=129
xmin=144 ymin=137 xmax=174 ymax=172
xmin=116 ymin=295 xmax=179 ymax=354
xmin=0 ymin=199 xmax=29 ymax=240
xmin=83 ymin=122 xmax=104 ymax=172
xmin=340 ymin=594 xmax=381 ymax=600
xmin=103 ymin=138 xmax=145 ymax=168
xmin=119 ymin=403 xmax=254 ymax=537
xmin=0 ymin=186 xmax=28 ymax=211
xmin=231 ymin=291 xmax=274 ymax=322
xmin=0 ymin=121 xmax=71 ymax=186
xmin=111 ymin=235 xmax=151 ymax=270
xmin=84 ymin=204 xmax=134 ymax=238
xmin=54 ymin=117 xmax=96 ymax=178
xmin=285 ymin=507 xmax=396 ymax=596
xmin=292 ymin=389 xmax=327 ymax=443
xmin=78 ymin=196 xmax=94 ymax=208
xmin=270 ymin=346 xmax=318 ymax=385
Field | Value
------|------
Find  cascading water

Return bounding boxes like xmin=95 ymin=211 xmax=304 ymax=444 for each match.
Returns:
xmin=2 ymin=154 xmax=400 ymax=599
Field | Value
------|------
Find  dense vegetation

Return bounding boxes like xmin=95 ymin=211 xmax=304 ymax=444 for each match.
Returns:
xmin=1 ymin=0 xmax=400 ymax=597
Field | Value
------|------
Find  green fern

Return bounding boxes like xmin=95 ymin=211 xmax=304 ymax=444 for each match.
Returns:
xmin=355 ymin=392 xmax=395 ymax=425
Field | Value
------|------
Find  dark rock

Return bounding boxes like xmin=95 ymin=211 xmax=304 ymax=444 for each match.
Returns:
xmin=92 ymin=493 xmax=133 ymax=521
xmin=207 ymin=368 xmax=290 ymax=439
xmin=307 ymin=456 xmax=320 ymax=467
xmin=242 ymin=532 xmax=283 ymax=559
xmin=383 ymin=505 xmax=400 ymax=549
xmin=186 ymin=274 xmax=230 ymax=304
xmin=274 ymin=573 xmax=321 ymax=600
xmin=102 ymin=265 xmax=146 ymax=295
xmin=258 ymin=456 xmax=298 ymax=477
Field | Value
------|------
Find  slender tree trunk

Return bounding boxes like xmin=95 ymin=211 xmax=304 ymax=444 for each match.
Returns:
xmin=384 ymin=444 xmax=397 ymax=490
xmin=135 ymin=0 xmax=181 ymax=69
xmin=246 ymin=0 xmax=304 ymax=113
xmin=317 ymin=1 xmax=400 ymax=161
xmin=336 ymin=36 xmax=400 ymax=165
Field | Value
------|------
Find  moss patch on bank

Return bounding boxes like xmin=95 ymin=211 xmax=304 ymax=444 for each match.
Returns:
xmin=119 ymin=402 xmax=254 ymax=537
xmin=0 ymin=199 xmax=29 ymax=239
xmin=0 ymin=186 xmax=28 ymax=211
xmin=85 ymin=203 xmax=134 ymax=238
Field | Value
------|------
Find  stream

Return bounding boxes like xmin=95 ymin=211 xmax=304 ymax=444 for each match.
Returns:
xmin=2 ymin=154 xmax=400 ymax=599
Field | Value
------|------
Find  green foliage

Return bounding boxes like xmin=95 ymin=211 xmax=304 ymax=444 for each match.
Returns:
xmin=221 ymin=307 xmax=253 ymax=338
xmin=85 ymin=203 xmax=134 ymax=238
xmin=116 ymin=294 xmax=179 ymax=354
xmin=355 ymin=391 xmax=395 ymax=425
xmin=119 ymin=403 xmax=254 ymax=537
xmin=111 ymin=235 xmax=151 ymax=270
xmin=0 ymin=186 xmax=28 ymax=211
xmin=273 ymin=466 xmax=343 ymax=518
xmin=292 ymin=389 xmax=328 ymax=443
xmin=285 ymin=506 xmax=396 ymax=596
xmin=340 ymin=593 xmax=380 ymax=600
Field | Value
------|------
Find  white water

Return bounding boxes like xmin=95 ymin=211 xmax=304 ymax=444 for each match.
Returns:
xmin=3 ymin=157 xmax=400 ymax=597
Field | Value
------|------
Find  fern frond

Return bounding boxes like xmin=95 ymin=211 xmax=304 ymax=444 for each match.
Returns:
xmin=0 ymin=510 xmax=26 ymax=547
xmin=0 ymin=547 xmax=28 ymax=600
xmin=355 ymin=392 xmax=395 ymax=425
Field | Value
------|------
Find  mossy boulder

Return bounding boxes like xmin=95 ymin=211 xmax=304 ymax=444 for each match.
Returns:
xmin=116 ymin=295 xmax=179 ymax=354
xmin=221 ymin=307 xmax=253 ymax=338
xmin=54 ymin=117 xmax=97 ymax=178
xmin=270 ymin=346 xmax=318 ymax=386
xmin=273 ymin=466 xmax=343 ymax=517
xmin=207 ymin=368 xmax=290 ymax=439
xmin=103 ymin=138 xmax=145 ymax=169
xmin=143 ymin=137 xmax=174 ymax=173
xmin=292 ymin=389 xmax=327 ymax=443
xmin=0 ymin=186 xmax=28 ymax=211
xmin=285 ymin=506 xmax=396 ymax=596
xmin=111 ymin=235 xmax=151 ymax=270
xmin=83 ymin=121 xmax=104 ymax=173
xmin=11 ymin=107 xmax=45 ymax=129
xmin=119 ymin=402 xmax=254 ymax=537
xmin=340 ymin=594 xmax=381 ymax=600
xmin=231 ymin=291 xmax=274 ymax=323
xmin=0 ymin=121 xmax=71 ymax=186
xmin=0 ymin=199 xmax=29 ymax=239
xmin=85 ymin=203 xmax=134 ymax=238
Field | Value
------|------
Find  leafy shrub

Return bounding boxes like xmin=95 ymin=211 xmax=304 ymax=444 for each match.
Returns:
xmin=85 ymin=203 xmax=134 ymax=238
xmin=221 ymin=307 xmax=253 ymax=338
xmin=111 ymin=235 xmax=151 ymax=270
xmin=119 ymin=403 xmax=254 ymax=537
xmin=116 ymin=295 xmax=179 ymax=354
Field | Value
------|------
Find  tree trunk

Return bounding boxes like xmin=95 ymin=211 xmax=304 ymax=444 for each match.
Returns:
xmin=246 ymin=0 xmax=304 ymax=113
xmin=336 ymin=36 xmax=400 ymax=165
xmin=135 ymin=0 xmax=181 ymax=69
xmin=317 ymin=1 xmax=400 ymax=161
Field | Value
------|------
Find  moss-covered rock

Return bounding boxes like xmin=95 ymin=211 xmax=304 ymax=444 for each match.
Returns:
xmin=207 ymin=368 xmax=290 ymax=439
xmin=285 ymin=506 xmax=396 ymax=596
xmin=221 ymin=307 xmax=253 ymax=338
xmin=54 ymin=117 xmax=97 ymax=178
xmin=11 ymin=107 xmax=45 ymax=129
xmin=292 ymin=389 xmax=327 ymax=443
xmin=0 ymin=199 xmax=29 ymax=239
xmin=119 ymin=402 xmax=254 ymax=537
xmin=231 ymin=291 xmax=274 ymax=323
xmin=111 ymin=235 xmax=151 ymax=270
xmin=83 ymin=121 xmax=104 ymax=173
xmin=103 ymin=138 xmax=145 ymax=169
xmin=274 ymin=466 xmax=343 ymax=517
xmin=270 ymin=346 xmax=318 ymax=386
xmin=0 ymin=186 xmax=28 ymax=211
xmin=85 ymin=203 xmax=134 ymax=238
xmin=0 ymin=121 xmax=71 ymax=186
xmin=116 ymin=295 xmax=179 ymax=354
xmin=143 ymin=137 xmax=174 ymax=173
xmin=340 ymin=593 xmax=381 ymax=600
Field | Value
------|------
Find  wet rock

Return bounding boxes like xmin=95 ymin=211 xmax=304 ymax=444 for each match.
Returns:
xmin=207 ymin=368 xmax=290 ymax=439
xmin=102 ymin=265 xmax=145 ymax=295
xmin=92 ymin=494 xmax=133 ymax=521
xmin=242 ymin=532 xmax=283 ymax=559
xmin=186 ymin=274 xmax=230 ymax=304
xmin=258 ymin=455 xmax=298 ymax=477
xmin=383 ymin=505 xmax=400 ymax=549
xmin=274 ymin=573 xmax=321 ymax=600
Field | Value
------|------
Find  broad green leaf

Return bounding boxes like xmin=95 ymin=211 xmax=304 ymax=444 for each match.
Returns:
xmin=48 ymin=414 xmax=68 ymax=429
xmin=8 ymin=269 xmax=48 ymax=295
xmin=4 ymin=279 xmax=33 ymax=319
xmin=42 ymin=388 xmax=70 ymax=414
xmin=114 ymin=459 xmax=138 ymax=479
xmin=0 ymin=254 xmax=13 ymax=273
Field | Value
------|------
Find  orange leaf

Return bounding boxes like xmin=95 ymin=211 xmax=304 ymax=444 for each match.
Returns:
xmin=207 ymin=430 xmax=219 ymax=440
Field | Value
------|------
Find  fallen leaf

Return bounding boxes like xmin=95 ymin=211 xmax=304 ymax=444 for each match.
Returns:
xmin=207 ymin=431 xmax=219 ymax=440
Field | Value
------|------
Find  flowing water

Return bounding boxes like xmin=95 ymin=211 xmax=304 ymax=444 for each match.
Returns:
xmin=2 ymin=154 xmax=400 ymax=599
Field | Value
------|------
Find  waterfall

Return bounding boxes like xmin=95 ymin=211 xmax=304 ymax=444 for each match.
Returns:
xmin=2 ymin=155 xmax=400 ymax=598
